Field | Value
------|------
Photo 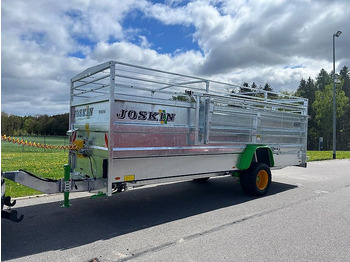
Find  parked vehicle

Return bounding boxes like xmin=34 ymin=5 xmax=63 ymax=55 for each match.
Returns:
xmin=2 ymin=61 xmax=308 ymax=221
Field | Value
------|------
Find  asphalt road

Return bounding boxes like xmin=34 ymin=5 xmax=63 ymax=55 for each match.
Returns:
xmin=2 ymin=159 xmax=350 ymax=262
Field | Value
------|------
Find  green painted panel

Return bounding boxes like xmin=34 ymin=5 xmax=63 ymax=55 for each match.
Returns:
xmin=237 ymin=145 xmax=274 ymax=170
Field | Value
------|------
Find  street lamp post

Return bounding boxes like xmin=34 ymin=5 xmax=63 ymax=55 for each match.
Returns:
xmin=332 ymin=30 xmax=342 ymax=159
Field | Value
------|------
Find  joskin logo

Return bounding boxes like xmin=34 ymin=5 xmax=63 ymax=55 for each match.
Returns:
xmin=116 ymin=109 xmax=176 ymax=124
xmin=76 ymin=106 xmax=94 ymax=118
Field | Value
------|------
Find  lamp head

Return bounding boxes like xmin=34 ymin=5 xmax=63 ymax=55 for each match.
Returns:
xmin=334 ymin=31 xmax=342 ymax=37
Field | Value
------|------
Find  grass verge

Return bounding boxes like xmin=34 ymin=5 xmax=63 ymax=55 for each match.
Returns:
xmin=307 ymin=151 xmax=350 ymax=161
xmin=2 ymin=137 xmax=68 ymax=197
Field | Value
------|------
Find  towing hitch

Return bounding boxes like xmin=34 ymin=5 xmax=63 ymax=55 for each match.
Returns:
xmin=1 ymin=196 xmax=24 ymax=222
xmin=1 ymin=171 xmax=24 ymax=222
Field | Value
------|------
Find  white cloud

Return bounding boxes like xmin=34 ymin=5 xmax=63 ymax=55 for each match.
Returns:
xmin=144 ymin=2 xmax=192 ymax=25
xmin=89 ymin=41 xmax=204 ymax=75
xmin=1 ymin=0 xmax=350 ymax=116
xmin=139 ymin=35 xmax=152 ymax=49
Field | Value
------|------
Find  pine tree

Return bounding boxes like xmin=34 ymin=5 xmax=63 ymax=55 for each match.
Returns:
xmin=240 ymin=82 xmax=251 ymax=93
xmin=316 ymin=68 xmax=332 ymax=91
xmin=263 ymin=83 xmax=272 ymax=92
xmin=340 ymin=66 xmax=350 ymax=97
xmin=295 ymin=78 xmax=317 ymax=149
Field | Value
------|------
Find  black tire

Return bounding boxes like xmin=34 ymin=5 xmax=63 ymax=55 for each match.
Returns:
xmin=193 ymin=177 xmax=210 ymax=182
xmin=240 ymin=162 xmax=271 ymax=196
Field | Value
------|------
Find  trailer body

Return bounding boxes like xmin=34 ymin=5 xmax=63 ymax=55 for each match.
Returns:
xmin=67 ymin=61 xmax=307 ymax=196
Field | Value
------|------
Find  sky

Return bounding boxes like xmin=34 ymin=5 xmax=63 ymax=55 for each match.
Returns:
xmin=1 ymin=0 xmax=349 ymax=116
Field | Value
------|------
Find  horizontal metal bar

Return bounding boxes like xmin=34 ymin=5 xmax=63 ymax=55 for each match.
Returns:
xmin=260 ymin=128 xmax=306 ymax=133
xmin=71 ymin=95 xmax=109 ymax=106
xmin=113 ymin=93 xmax=195 ymax=109
xmin=155 ymin=80 xmax=207 ymax=91
xmin=73 ymin=74 xmax=110 ymax=89
xmin=113 ymin=145 xmax=245 ymax=152
xmin=123 ymin=172 xmax=229 ymax=187
xmin=71 ymin=61 xmax=115 ymax=82
xmin=115 ymin=73 xmax=173 ymax=88
xmin=74 ymin=89 xmax=109 ymax=97
xmin=74 ymin=84 xmax=109 ymax=94
xmin=210 ymin=126 xmax=253 ymax=132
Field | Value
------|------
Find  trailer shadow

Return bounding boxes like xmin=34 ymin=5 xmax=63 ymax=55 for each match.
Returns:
xmin=2 ymin=177 xmax=296 ymax=260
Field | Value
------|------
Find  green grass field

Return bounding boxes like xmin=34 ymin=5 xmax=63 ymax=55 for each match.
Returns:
xmin=307 ymin=151 xmax=350 ymax=161
xmin=1 ymin=136 xmax=350 ymax=197
xmin=2 ymin=136 xmax=69 ymax=197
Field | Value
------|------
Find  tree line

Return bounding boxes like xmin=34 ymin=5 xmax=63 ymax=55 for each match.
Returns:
xmin=2 ymin=66 xmax=349 ymax=150
xmin=295 ymin=66 xmax=350 ymax=151
xmin=1 ymin=113 xmax=69 ymax=136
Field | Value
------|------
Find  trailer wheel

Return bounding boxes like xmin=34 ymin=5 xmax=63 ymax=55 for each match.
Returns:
xmin=240 ymin=163 xmax=271 ymax=196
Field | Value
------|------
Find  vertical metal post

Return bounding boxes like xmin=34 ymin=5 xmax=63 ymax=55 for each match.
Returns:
xmin=108 ymin=62 xmax=116 ymax=196
xmin=332 ymin=31 xmax=342 ymax=159
xmin=69 ymin=80 xmax=74 ymax=132
xmin=204 ymin=81 xmax=210 ymax=144
xmin=194 ymin=95 xmax=200 ymax=145
xmin=69 ymin=80 xmax=74 ymax=165
xmin=332 ymin=34 xmax=336 ymax=159
xmin=303 ymin=99 xmax=308 ymax=164
xmin=252 ymin=113 xmax=259 ymax=143
xmin=62 ymin=164 xmax=71 ymax=207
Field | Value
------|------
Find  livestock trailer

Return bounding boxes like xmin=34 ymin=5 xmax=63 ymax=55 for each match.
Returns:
xmin=68 ymin=61 xmax=307 ymax=195
xmin=2 ymin=60 xmax=308 ymax=220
